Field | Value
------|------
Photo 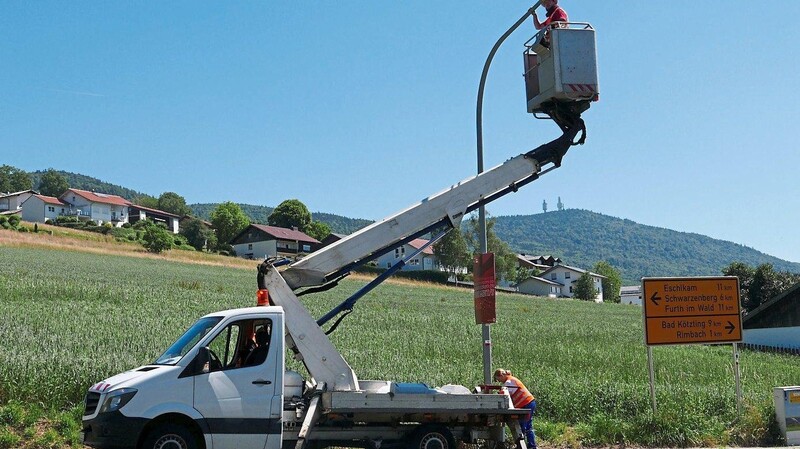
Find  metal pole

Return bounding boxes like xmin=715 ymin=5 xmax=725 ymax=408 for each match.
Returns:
xmin=647 ymin=346 xmax=657 ymax=414
xmin=733 ymin=343 xmax=742 ymax=416
xmin=476 ymin=4 xmax=537 ymax=386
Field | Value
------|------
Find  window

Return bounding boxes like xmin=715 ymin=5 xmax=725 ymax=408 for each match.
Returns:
xmin=569 ymin=286 xmax=573 ymax=293
xmin=48 ymin=206 xmax=55 ymax=212
xmin=410 ymin=259 xmax=419 ymax=265
xmin=550 ymin=273 xmax=557 ymax=280
xmin=565 ymin=272 xmax=571 ymax=279
xmin=248 ymin=244 xmax=253 ymax=250
xmin=387 ymin=262 xmax=391 ymax=268
xmin=395 ymin=248 xmax=400 ymax=258
xmin=302 ymin=244 xmax=311 ymax=252
xmin=205 ymin=318 xmax=273 ymax=372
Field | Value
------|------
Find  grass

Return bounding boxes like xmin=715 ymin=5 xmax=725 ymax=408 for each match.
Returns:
xmin=1 ymin=236 xmax=799 ymax=447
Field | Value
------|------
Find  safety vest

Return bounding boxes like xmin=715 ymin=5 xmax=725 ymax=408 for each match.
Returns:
xmin=505 ymin=376 xmax=535 ymax=408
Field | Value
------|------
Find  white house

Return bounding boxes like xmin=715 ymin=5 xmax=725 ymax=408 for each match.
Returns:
xmin=517 ymin=276 xmax=563 ymax=297
xmin=0 ymin=190 xmax=37 ymax=214
xmin=538 ymin=264 xmax=606 ymax=302
xmin=59 ymin=188 xmax=131 ymax=227
xmin=20 ymin=194 xmax=69 ymax=223
xmin=620 ymin=285 xmax=642 ymax=305
xmin=374 ymin=238 xmax=438 ymax=271
xmin=230 ymin=224 xmax=320 ymax=260
xmin=129 ymin=205 xmax=181 ymax=234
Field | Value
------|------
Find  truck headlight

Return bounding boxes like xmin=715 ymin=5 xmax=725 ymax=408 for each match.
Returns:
xmin=99 ymin=388 xmax=138 ymax=413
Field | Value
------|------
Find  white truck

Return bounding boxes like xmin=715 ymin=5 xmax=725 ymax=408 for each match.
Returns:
xmin=81 ymin=20 xmax=598 ymax=449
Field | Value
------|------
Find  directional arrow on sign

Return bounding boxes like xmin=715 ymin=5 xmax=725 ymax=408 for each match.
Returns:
xmin=725 ymin=321 xmax=736 ymax=334
xmin=650 ymin=291 xmax=661 ymax=307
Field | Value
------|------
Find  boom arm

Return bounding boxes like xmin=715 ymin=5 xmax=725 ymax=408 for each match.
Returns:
xmin=282 ymin=115 xmax=585 ymax=291
xmin=258 ymin=115 xmax=585 ymax=391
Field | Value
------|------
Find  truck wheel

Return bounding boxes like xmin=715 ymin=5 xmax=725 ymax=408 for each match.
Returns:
xmin=142 ymin=424 xmax=199 ymax=449
xmin=409 ymin=425 xmax=456 ymax=449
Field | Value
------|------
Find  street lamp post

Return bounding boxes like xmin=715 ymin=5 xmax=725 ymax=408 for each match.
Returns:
xmin=475 ymin=3 xmax=539 ymax=385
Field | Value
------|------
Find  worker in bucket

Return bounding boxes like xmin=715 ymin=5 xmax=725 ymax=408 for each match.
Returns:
xmin=494 ymin=368 xmax=537 ymax=449
xmin=533 ymin=0 xmax=568 ymax=30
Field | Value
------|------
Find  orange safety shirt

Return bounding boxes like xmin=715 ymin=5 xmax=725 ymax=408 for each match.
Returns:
xmin=503 ymin=376 xmax=535 ymax=408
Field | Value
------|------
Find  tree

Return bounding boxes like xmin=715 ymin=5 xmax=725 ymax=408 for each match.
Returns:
xmin=141 ymin=222 xmax=173 ymax=253
xmin=574 ymin=272 xmax=597 ymax=301
xmin=268 ymin=199 xmax=312 ymax=231
xmin=747 ymin=264 xmax=780 ymax=312
xmin=211 ymin=202 xmax=250 ymax=246
xmin=433 ymin=227 xmax=471 ymax=280
xmin=722 ymin=261 xmax=755 ymax=310
xmin=593 ymin=261 xmax=622 ymax=303
xmin=722 ymin=261 xmax=800 ymax=313
xmin=180 ymin=218 xmax=217 ymax=251
xmin=157 ymin=192 xmax=191 ymax=216
xmin=305 ymin=221 xmax=331 ymax=241
xmin=0 ymin=165 xmax=32 ymax=193
xmin=38 ymin=168 xmax=69 ymax=197
xmin=133 ymin=194 xmax=159 ymax=209
xmin=463 ymin=214 xmax=518 ymax=282
xmin=513 ymin=266 xmax=539 ymax=286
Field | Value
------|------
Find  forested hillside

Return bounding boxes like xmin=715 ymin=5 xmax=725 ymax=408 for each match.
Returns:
xmin=189 ymin=203 xmax=372 ymax=235
xmin=493 ymin=209 xmax=800 ymax=284
xmin=29 ymin=170 xmax=146 ymax=200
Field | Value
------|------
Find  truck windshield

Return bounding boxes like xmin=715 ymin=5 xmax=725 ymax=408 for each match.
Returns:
xmin=154 ymin=317 xmax=222 ymax=365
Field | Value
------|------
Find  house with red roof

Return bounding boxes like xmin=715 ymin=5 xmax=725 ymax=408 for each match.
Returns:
xmin=59 ymin=188 xmax=132 ymax=226
xmin=230 ymin=224 xmax=321 ymax=260
xmin=20 ymin=194 xmax=70 ymax=223
xmin=374 ymin=238 xmax=440 ymax=272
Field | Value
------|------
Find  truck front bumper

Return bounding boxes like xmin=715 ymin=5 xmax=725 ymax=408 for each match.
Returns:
xmin=82 ymin=410 xmax=148 ymax=449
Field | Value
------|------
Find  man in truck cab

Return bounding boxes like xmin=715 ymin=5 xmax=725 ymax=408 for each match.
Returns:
xmin=244 ymin=325 xmax=270 ymax=366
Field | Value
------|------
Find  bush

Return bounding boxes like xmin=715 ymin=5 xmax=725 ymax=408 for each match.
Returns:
xmin=55 ymin=216 xmax=78 ymax=224
xmin=0 ymin=216 xmax=7 ymax=226
xmin=7 ymin=215 xmax=20 ymax=229
xmin=18 ymin=226 xmax=29 ymax=233
xmin=142 ymin=225 xmax=173 ymax=253
xmin=44 ymin=219 xmax=53 ymax=225
xmin=121 ymin=222 xmax=132 ymax=229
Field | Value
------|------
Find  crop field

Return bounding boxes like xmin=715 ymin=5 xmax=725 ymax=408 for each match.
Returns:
xmin=2 ymin=244 xmax=800 ymax=447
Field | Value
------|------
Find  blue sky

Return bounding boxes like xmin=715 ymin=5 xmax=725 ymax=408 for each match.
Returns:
xmin=2 ymin=2 xmax=799 ymax=263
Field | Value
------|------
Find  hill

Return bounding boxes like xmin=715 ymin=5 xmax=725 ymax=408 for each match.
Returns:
xmin=189 ymin=203 xmax=372 ymax=235
xmin=24 ymin=169 xmax=800 ymax=280
xmin=29 ymin=170 xmax=147 ymax=200
xmin=24 ymin=170 xmax=372 ymax=234
xmin=493 ymin=209 xmax=800 ymax=284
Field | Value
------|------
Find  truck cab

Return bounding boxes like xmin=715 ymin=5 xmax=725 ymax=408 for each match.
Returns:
xmin=82 ymin=307 xmax=286 ymax=449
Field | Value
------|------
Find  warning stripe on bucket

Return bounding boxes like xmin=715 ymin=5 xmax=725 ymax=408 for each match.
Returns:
xmin=566 ymin=84 xmax=597 ymax=93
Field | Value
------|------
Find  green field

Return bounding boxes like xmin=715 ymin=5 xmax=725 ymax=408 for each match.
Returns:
xmin=1 ymin=245 xmax=798 ymax=447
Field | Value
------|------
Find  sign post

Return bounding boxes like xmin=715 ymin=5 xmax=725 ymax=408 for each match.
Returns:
xmin=474 ymin=253 xmax=496 ymax=384
xmin=641 ymin=276 xmax=742 ymax=413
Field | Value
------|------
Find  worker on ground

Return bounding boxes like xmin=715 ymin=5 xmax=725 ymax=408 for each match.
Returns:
xmin=494 ymin=368 xmax=537 ymax=449
xmin=533 ymin=0 xmax=568 ymax=30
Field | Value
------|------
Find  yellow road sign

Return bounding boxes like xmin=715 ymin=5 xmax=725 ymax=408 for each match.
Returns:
xmin=642 ymin=277 xmax=742 ymax=346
